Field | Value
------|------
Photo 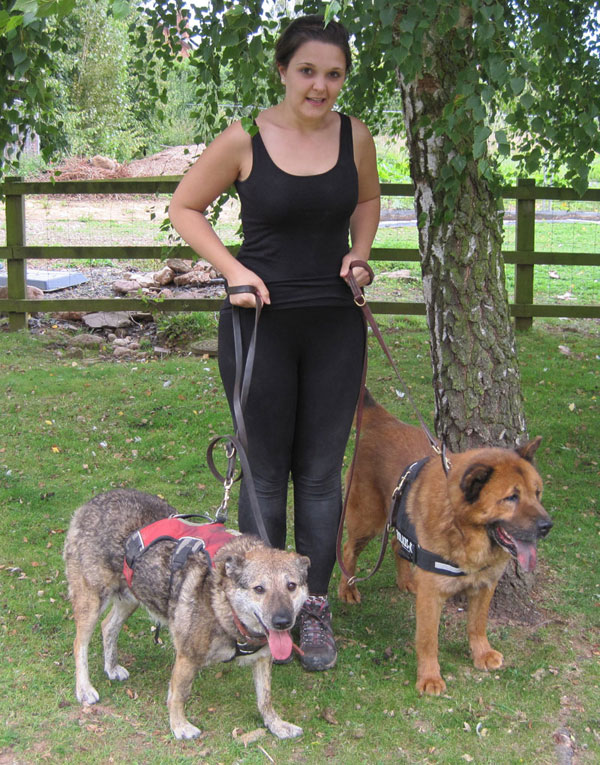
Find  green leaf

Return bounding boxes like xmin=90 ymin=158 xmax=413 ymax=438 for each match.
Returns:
xmin=13 ymin=0 xmax=38 ymax=13
xmin=474 ymin=125 xmax=492 ymax=144
xmin=110 ymin=0 xmax=130 ymax=20
xmin=510 ymin=77 xmax=525 ymax=96
xmin=519 ymin=93 xmax=535 ymax=110
xmin=324 ymin=1 xmax=342 ymax=25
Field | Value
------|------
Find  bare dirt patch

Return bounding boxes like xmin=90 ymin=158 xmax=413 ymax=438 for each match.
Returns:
xmin=37 ymin=146 xmax=203 ymax=182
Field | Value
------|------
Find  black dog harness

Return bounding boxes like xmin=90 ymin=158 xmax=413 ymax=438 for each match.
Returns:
xmin=390 ymin=458 xmax=466 ymax=577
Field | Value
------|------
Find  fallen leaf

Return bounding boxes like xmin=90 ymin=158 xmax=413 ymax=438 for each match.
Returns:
xmin=568 ymin=403 xmax=576 ymax=412
xmin=51 ymin=445 xmax=61 ymax=453
xmin=232 ymin=728 xmax=266 ymax=747
xmin=321 ymin=708 xmax=339 ymax=725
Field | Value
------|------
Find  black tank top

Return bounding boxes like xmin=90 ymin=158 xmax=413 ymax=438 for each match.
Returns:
xmin=233 ymin=113 xmax=359 ymax=309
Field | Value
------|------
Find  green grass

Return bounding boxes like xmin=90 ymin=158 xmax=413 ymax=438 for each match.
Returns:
xmin=0 ymin=319 xmax=598 ymax=763
xmin=370 ymin=221 xmax=600 ymax=306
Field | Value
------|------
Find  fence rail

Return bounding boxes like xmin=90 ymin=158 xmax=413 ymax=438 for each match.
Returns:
xmin=2 ymin=176 xmax=600 ymax=332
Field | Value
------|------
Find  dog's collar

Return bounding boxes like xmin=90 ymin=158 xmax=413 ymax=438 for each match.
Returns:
xmin=390 ymin=458 xmax=467 ymax=577
xmin=231 ymin=611 xmax=268 ymax=646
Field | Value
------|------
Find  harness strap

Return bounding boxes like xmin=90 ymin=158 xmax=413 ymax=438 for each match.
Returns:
xmin=391 ymin=459 xmax=466 ymax=577
xmin=123 ymin=518 xmax=235 ymax=588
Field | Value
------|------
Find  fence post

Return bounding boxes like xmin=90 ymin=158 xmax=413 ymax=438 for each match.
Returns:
xmin=5 ymin=176 xmax=27 ymax=331
xmin=514 ymin=178 xmax=535 ymax=331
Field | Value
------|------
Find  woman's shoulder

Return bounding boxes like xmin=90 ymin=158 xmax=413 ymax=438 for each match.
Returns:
xmin=211 ymin=119 xmax=254 ymax=151
xmin=346 ymin=114 xmax=374 ymax=142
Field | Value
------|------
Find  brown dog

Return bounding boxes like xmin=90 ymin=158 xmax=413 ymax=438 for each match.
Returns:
xmin=64 ymin=489 xmax=309 ymax=739
xmin=338 ymin=391 xmax=552 ymax=695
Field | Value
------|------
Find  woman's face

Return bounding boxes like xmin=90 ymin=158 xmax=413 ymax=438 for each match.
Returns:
xmin=278 ymin=40 xmax=347 ymax=118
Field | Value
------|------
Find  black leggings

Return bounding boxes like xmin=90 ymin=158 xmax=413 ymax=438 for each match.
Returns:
xmin=218 ymin=306 xmax=365 ymax=595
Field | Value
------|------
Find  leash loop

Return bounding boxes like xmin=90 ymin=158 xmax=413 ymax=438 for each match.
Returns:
xmin=205 ymin=284 xmax=272 ymax=545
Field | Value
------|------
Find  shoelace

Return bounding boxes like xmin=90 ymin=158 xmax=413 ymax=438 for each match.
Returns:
xmin=300 ymin=601 xmax=334 ymax=646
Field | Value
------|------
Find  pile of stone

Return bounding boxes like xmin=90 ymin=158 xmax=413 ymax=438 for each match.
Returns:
xmin=112 ymin=258 xmax=220 ymax=298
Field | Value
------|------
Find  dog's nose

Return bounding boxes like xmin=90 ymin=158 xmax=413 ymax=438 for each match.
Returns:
xmin=272 ymin=612 xmax=293 ymax=630
xmin=537 ymin=518 xmax=553 ymax=538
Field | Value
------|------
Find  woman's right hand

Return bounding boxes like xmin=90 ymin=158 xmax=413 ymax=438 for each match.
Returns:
xmin=227 ymin=268 xmax=271 ymax=308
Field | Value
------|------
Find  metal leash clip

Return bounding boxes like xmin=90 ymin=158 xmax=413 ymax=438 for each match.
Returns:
xmin=214 ymin=441 xmax=237 ymax=524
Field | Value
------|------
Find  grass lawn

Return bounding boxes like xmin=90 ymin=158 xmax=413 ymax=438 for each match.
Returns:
xmin=0 ymin=316 xmax=598 ymax=764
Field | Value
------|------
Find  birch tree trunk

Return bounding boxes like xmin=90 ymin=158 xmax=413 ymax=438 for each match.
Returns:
xmin=395 ymin=17 xmax=533 ymax=601
xmin=395 ymin=26 xmax=527 ymax=453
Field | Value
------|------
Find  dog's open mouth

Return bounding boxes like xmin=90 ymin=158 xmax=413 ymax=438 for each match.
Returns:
xmin=254 ymin=613 xmax=294 ymax=661
xmin=489 ymin=524 xmax=538 ymax=572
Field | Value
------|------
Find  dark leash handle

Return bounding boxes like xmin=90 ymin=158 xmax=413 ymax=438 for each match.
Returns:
xmin=205 ymin=285 xmax=271 ymax=545
xmin=227 ymin=285 xmax=263 ymax=452
xmin=336 ymin=260 xmax=447 ymax=586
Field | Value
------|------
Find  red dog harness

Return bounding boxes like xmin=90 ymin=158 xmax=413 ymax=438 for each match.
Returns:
xmin=123 ymin=516 xmax=235 ymax=587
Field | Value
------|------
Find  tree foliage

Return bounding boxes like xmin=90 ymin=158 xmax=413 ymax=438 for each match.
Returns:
xmin=3 ymin=0 xmax=599 ymax=188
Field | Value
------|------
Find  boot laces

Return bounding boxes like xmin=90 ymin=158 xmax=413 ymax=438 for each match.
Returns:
xmin=300 ymin=597 xmax=333 ymax=647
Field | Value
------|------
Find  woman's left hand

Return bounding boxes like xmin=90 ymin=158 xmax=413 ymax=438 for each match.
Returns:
xmin=340 ymin=253 xmax=372 ymax=288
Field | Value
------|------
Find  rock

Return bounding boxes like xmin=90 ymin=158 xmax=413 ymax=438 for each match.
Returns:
xmin=154 ymin=266 xmax=175 ymax=286
xmin=52 ymin=311 xmax=85 ymax=321
xmin=190 ymin=339 xmax=218 ymax=356
xmin=166 ymin=258 xmax=193 ymax=274
xmin=112 ymin=279 xmax=141 ymax=294
xmin=0 ymin=285 xmax=44 ymax=299
xmin=380 ymin=269 xmax=415 ymax=280
xmin=135 ymin=273 xmax=159 ymax=288
xmin=113 ymin=345 xmax=135 ymax=358
xmin=83 ymin=311 xmax=132 ymax=329
xmin=174 ymin=270 xmax=211 ymax=287
xmin=68 ymin=334 xmax=106 ymax=349
xmin=158 ymin=288 xmax=174 ymax=298
xmin=92 ymin=155 xmax=118 ymax=171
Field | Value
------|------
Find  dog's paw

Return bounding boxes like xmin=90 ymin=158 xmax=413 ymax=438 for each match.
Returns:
xmin=105 ymin=664 xmax=130 ymax=682
xmin=76 ymin=685 xmax=100 ymax=705
xmin=337 ymin=580 xmax=361 ymax=604
xmin=268 ymin=719 xmax=303 ymax=739
xmin=171 ymin=721 xmax=202 ymax=740
xmin=474 ymin=649 xmax=503 ymax=671
xmin=416 ymin=675 xmax=446 ymax=696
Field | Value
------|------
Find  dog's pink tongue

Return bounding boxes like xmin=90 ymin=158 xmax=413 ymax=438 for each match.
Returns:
xmin=514 ymin=539 xmax=537 ymax=572
xmin=268 ymin=630 xmax=293 ymax=661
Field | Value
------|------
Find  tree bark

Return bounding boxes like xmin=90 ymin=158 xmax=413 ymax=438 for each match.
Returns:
xmin=395 ymin=18 xmax=533 ymax=604
xmin=395 ymin=28 xmax=526 ymax=453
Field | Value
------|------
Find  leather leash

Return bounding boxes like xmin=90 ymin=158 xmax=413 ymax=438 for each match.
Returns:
xmin=206 ymin=286 xmax=271 ymax=545
xmin=336 ymin=260 xmax=449 ymax=586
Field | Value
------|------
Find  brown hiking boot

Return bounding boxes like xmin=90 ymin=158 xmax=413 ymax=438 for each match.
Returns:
xmin=298 ymin=596 xmax=337 ymax=671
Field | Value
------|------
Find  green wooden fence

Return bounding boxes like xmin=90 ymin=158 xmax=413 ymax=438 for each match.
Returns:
xmin=1 ymin=176 xmax=599 ymax=332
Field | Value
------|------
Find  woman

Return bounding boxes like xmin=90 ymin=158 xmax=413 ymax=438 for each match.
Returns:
xmin=169 ymin=15 xmax=380 ymax=671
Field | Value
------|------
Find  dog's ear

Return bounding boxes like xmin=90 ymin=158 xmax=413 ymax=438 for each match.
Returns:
xmin=295 ymin=554 xmax=311 ymax=579
xmin=516 ymin=436 xmax=542 ymax=462
xmin=460 ymin=463 xmax=494 ymax=503
xmin=224 ymin=554 xmax=245 ymax=583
